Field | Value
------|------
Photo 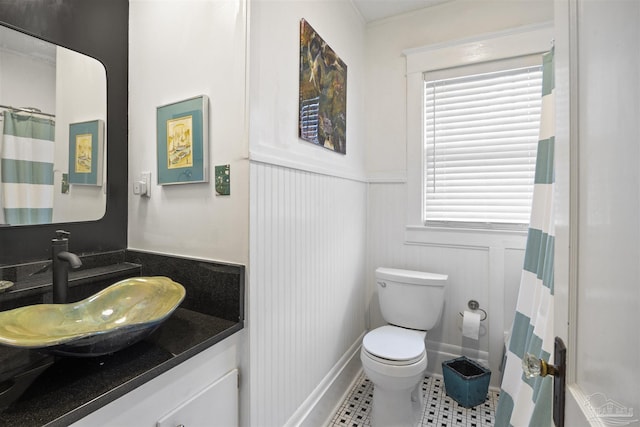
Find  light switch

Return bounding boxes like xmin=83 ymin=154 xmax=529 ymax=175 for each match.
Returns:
xmin=134 ymin=172 xmax=151 ymax=197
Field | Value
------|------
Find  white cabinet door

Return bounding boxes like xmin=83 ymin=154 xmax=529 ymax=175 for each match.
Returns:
xmin=72 ymin=337 xmax=239 ymax=427
xmin=156 ymin=369 xmax=238 ymax=427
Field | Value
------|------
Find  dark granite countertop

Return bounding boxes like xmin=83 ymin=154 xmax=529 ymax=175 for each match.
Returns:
xmin=0 ymin=307 xmax=242 ymax=426
xmin=0 ymin=250 xmax=245 ymax=426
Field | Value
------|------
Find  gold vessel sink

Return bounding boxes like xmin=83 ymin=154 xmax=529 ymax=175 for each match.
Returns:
xmin=0 ymin=276 xmax=185 ymax=357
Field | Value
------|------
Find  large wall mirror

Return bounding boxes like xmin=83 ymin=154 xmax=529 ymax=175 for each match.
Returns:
xmin=0 ymin=0 xmax=128 ymax=265
xmin=0 ymin=24 xmax=107 ymax=225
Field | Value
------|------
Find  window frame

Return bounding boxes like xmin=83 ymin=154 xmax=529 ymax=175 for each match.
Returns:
xmin=404 ymin=23 xmax=553 ymax=243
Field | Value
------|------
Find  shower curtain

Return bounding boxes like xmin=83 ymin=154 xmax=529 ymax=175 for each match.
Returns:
xmin=495 ymin=48 xmax=555 ymax=427
xmin=1 ymin=111 xmax=55 ymax=225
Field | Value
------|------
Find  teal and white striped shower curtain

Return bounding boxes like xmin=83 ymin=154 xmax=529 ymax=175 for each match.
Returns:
xmin=495 ymin=48 xmax=555 ymax=426
xmin=1 ymin=111 xmax=55 ymax=225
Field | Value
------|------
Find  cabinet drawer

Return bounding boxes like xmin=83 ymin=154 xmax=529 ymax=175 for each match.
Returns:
xmin=156 ymin=369 xmax=238 ymax=427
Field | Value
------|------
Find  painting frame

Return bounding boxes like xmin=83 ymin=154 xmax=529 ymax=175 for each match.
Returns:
xmin=298 ymin=18 xmax=347 ymax=154
xmin=68 ymin=119 xmax=104 ymax=186
xmin=156 ymin=95 xmax=209 ymax=185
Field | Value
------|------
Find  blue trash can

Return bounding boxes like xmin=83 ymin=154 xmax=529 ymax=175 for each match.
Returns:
xmin=442 ymin=356 xmax=491 ymax=408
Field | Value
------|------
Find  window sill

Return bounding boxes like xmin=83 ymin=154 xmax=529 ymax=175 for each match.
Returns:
xmin=405 ymin=225 xmax=528 ymax=250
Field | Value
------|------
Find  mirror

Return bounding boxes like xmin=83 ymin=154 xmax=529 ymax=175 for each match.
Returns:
xmin=0 ymin=24 xmax=107 ymax=226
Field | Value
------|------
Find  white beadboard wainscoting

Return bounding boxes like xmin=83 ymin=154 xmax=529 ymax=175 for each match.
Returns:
xmin=249 ymin=161 xmax=368 ymax=427
xmin=366 ymin=182 xmax=527 ymax=387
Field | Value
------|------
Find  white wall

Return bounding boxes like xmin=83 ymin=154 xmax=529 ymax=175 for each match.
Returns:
xmin=129 ymin=1 xmax=366 ymax=425
xmin=249 ymin=163 xmax=367 ymax=426
xmin=54 ymin=47 xmax=107 ymax=223
xmin=248 ymin=1 xmax=367 ymax=425
xmin=249 ymin=0 xmax=365 ymax=180
xmin=364 ymin=0 xmax=554 ymax=387
xmin=129 ymin=3 xmax=250 ymax=422
xmin=365 ymin=0 xmax=554 ymax=176
xmin=128 ymin=0 xmax=249 ymax=266
xmin=0 ymin=46 xmax=55 ymax=114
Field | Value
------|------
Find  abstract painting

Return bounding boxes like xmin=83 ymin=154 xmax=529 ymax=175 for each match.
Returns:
xmin=299 ymin=19 xmax=347 ymax=154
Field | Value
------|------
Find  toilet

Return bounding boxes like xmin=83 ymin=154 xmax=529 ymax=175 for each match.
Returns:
xmin=361 ymin=267 xmax=448 ymax=427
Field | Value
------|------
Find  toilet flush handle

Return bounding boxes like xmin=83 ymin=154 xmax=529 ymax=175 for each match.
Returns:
xmin=378 ymin=281 xmax=386 ymax=288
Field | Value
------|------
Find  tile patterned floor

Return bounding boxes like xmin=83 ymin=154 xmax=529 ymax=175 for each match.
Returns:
xmin=329 ymin=373 xmax=499 ymax=427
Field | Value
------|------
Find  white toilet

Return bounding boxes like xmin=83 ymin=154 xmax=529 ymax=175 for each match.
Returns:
xmin=361 ymin=267 xmax=448 ymax=427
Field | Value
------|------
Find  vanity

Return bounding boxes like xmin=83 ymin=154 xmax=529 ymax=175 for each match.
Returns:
xmin=0 ymin=250 xmax=244 ymax=426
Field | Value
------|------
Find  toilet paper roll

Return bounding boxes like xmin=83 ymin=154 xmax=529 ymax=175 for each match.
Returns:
xmin=462 ymin=310 xmax=481 ymax=340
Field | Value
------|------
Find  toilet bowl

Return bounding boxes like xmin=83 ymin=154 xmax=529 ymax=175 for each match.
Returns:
xmin=361 ymin=268 xmax=448 ymax=427
xmin=361 ymin=325 xmax=428 ymax=427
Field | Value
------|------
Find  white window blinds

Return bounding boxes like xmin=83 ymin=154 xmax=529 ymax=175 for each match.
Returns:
xmin=423 ymin=63 xmax=543 ymax=229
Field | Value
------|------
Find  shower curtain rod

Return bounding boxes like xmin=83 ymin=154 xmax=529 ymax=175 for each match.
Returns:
xmin=0 ymin=104 xmax=55 ymax=118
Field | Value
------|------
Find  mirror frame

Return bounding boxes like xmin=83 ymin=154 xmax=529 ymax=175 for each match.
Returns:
xmin=0 ymin=0 xmax=128 ymax=265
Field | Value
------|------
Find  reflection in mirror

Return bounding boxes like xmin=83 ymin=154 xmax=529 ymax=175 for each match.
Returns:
xmin=0 ymin=24 xmax=107 ymax=226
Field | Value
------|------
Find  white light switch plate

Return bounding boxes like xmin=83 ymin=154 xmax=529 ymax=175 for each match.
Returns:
xmin=134 ymin=172 xmax=151 ymax=197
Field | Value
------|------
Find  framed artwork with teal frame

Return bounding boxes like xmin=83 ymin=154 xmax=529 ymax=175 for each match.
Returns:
xmin=156 ymin=95 xmax=209 ymax=185
xmin=68 ymin=119 xmax=104 ymax=186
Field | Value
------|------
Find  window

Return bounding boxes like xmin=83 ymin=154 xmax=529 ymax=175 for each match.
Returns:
xmin=423 ymin=61 xmax=543 ymax=229
xmin=403 ymin=24 xmax=553 ymax=240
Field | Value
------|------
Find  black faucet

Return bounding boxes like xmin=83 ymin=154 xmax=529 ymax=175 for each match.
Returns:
xmin=51 ymin=230 xmax=82 ymax=304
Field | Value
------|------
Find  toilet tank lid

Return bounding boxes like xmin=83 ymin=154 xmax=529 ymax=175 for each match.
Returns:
xmin=376 ymin=267 xmax=448 ymax=285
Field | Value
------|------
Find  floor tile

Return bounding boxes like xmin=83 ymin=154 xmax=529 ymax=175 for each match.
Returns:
xmin=329 ymin=373 xmax=499 ymax=427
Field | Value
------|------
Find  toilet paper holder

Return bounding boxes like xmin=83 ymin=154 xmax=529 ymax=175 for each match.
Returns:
xmin=459 ymin=300 xmax=487 ymax=321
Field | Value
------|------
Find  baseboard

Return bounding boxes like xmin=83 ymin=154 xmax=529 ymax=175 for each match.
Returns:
xmin=284 ymin=332 xmax=365 ymax=427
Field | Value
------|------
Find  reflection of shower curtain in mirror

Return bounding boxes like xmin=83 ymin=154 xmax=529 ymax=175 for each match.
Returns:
xmin=1 ymin=112 xmax=55 ymax=225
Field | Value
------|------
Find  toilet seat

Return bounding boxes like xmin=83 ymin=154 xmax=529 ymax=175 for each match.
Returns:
xmin=362 ymin=348 xmax=425 ymax=366
xmin=362 ymin=325 xmax=426 ymax=366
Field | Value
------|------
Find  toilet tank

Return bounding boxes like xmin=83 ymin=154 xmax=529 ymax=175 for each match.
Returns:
xmin=376 ymin=267 xmax=448 ymax=331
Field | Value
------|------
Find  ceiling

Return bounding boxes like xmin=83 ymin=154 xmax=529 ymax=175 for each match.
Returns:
xmin=352 ymin=0 xmax=451 ymax=23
